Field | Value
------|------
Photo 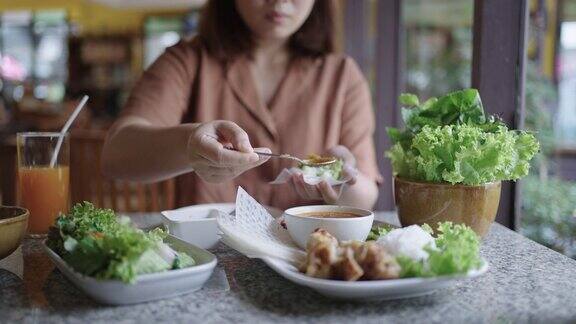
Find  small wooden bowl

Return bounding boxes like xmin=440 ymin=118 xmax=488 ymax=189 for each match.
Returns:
xmin=0 ymin=206 xmax=29 ymax=260
xmin=394 ymin=177 xmax=501 ymax=237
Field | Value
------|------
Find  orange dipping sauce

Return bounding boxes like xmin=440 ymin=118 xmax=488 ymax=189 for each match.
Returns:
xmin=18 ymin=166 xmax=69 ymax=235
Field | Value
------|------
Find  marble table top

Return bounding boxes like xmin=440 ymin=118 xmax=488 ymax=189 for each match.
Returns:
xmin=1 ymin=212 xmax=576 ymax=324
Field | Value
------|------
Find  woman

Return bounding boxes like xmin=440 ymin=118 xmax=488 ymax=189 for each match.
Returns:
xmin=102 ymin=0 xmax=381 ymax=210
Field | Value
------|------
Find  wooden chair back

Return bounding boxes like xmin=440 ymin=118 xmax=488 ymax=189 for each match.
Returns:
xmin=70 ymin=129 xmax=175 ymax=212
xmin=0 ymin=137 xmax=17 ymax=205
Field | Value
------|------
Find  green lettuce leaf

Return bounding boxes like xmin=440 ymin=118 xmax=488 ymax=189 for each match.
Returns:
xmin=389 ymin=89 xmax=501 ymax=137
xmin=387 ymin=124 xmax=539 ymax=185
xmin=397 ymin=222 xmax=482 ymax=278
xmin=366 ymin=224 xmax=394 ymax=241
xmin=385 ymin=88 xmax=539 ymax=185
xmin=173 ymin=252 xmax=196 ymax=269
xmin=131 ymin=249 xmax=172 ymax=275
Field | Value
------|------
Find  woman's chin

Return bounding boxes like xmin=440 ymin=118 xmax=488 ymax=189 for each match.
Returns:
xmin=256 ymin=29 xmax=298 ymax=42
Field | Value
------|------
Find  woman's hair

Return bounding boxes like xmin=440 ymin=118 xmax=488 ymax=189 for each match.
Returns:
xmin=198 ymin=0 xmax=337 ymax=61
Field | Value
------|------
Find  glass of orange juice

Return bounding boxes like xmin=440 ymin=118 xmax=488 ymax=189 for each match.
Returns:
xmin=17 ymin=132 xmax=70 ymax=237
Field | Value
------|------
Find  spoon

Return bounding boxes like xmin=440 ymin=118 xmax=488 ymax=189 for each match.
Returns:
xmin=215 ymin=134 xmax=338 ymax=166
xmin=253 ymin=151 xmax=337 ymax=166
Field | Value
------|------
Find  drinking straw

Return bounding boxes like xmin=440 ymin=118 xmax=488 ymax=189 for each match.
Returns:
xmin=49 ymin=95 xmax=89 ymax=167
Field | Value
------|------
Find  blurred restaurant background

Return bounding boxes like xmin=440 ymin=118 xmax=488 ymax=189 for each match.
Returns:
xmin=0 ymin=0 xmax=576 ymax=259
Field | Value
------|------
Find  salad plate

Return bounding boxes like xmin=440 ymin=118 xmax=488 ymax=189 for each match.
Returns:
xmin=262 ymin=257 xmax=489 ymax=301
xmin=44 ymin=235 xmax=217 ymax=305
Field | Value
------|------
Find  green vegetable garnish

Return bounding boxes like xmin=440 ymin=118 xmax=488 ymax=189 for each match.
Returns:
xmin=386 ymin=89 xmax=539 ymax=185
xmin=47 ymin=202 xmax=195 ymax=283
xmin=397 ymin=222 xmax=483 ymax=278
xmin=366 ymin=224 xmax=394 ymax=241
xmin=299 ymin=159 xmax=344 ymax=179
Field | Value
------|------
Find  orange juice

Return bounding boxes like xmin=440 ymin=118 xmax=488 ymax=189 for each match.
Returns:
xmin=18 ymin=166 xmax=69 ymax=235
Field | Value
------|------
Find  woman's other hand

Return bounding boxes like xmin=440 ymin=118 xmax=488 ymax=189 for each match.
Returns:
xmin=187 ymin=120 xmax=271 ymax=183
xmin=290 ymin=145 xmax=359 ymax=204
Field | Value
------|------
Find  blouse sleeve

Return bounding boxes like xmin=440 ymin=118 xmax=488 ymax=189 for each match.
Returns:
xmin=119 ymin=41 xmax=198 ymax=127
xmin=340 ymin=58 xmax=383 ymax=184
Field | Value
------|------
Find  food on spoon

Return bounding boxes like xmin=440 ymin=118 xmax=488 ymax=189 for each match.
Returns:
xmin=46 ymin=202 xmax=195 ymax=283
xmin=299 ymin=229 xmax=400 ymax=281
xmin=305 ymin=154 xmax=337 ymax=165
xmin=299 ymin=154 xmax=343 ymax=179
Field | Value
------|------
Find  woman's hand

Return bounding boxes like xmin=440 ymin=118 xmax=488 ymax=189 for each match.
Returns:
xmin=187 ymin=120 xmax=270 ymax=183
xmin=290 ymin=145 xmax=359 ymax=204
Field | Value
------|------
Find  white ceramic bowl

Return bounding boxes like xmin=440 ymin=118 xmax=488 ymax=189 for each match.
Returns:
xmin=283 ymin=205 xmax=374 ymax=249
xmin=162 ymin=203 xmax=283 ymax=249
xmin=161 ymin=204 xmax=233 ymax=249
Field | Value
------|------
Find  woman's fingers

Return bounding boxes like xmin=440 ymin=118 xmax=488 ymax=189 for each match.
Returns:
xmin=197 ymin=149 xmax=270 ymax=177
xmin=301 ymin=175 xmax=321 ymax=199
xmin=328 ymin=145 xmax=356 ymax=166
xmin=196 ymin=134 xmax=259 ymax=166
xmin=291 ymin=174 xmax=309 ymax=198
xmin=318 ymin=181 xmax=339 ymax=204
xmin=342 ymin=165 xmax=359 ymax=185
xmin=188 ymin=121 xmax=271 ymax=184
xmin=291 ymin=174 xmax=321 ymax=200
xmin=291 ymin=174 xmax=342 ymax=204
xmin=214 ymin=120 xmax=253 ymax=153
xmin=327 ymin=145 xmax=358 ymax=185
xmin=235 ymin=147 xmax=271 ymax=171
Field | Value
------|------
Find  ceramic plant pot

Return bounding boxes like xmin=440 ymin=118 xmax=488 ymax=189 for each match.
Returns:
xmin=394 ymin=177 xmax=501 ymax=237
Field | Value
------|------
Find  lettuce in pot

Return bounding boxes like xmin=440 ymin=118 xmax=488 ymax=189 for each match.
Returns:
xmin=386 ymin=89 xmax=539 ymax=185
xmin=387 ymin=124 xmax=539 ymax=185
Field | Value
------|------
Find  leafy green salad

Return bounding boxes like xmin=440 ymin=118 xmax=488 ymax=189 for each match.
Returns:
xmin=299 ymin=159 xmax=344 ymax=180
xmin=47 ymin=202 xmax=195 ymax=283
xmin=386 ymin=89 xmax=539 ymax=185
xmin=368 ymin=222 xmax=483 ymax=278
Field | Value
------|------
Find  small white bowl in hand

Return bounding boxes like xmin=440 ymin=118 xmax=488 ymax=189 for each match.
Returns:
xmin=283 ymin=205 xmax=374 ymax=249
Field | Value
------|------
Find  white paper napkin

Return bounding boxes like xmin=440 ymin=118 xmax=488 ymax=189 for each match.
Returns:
xmin=216 ymin=187 xmax=306 ymax=265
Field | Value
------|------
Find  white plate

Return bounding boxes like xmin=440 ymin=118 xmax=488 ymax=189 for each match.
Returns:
xmin=162 ymin=203 xmax=283 ymax=249
xmin=43 ymin=235 xmax=217 ymax=305
xmin=261 ymin=257 xmax=489 ymax=301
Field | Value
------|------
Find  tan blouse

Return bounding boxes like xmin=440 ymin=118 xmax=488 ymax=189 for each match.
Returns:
xmin=120 ymin=38 xmax=381 ymax=210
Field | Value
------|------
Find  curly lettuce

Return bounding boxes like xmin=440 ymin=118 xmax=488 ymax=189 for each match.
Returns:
xmin=396 ymin=222 xmax=482 ymax=278
xmin=387 ymin=124 xmax=539 ymax=185
xmin=386 ymin=89 xmax=539 ymax=185
xmin=369 ymin=222 xmax=482 ymax=277
xmin=366 ymin=224 xmax=394 ymax=241
xmin=47 ymin=202 xmax=195 ymax=283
